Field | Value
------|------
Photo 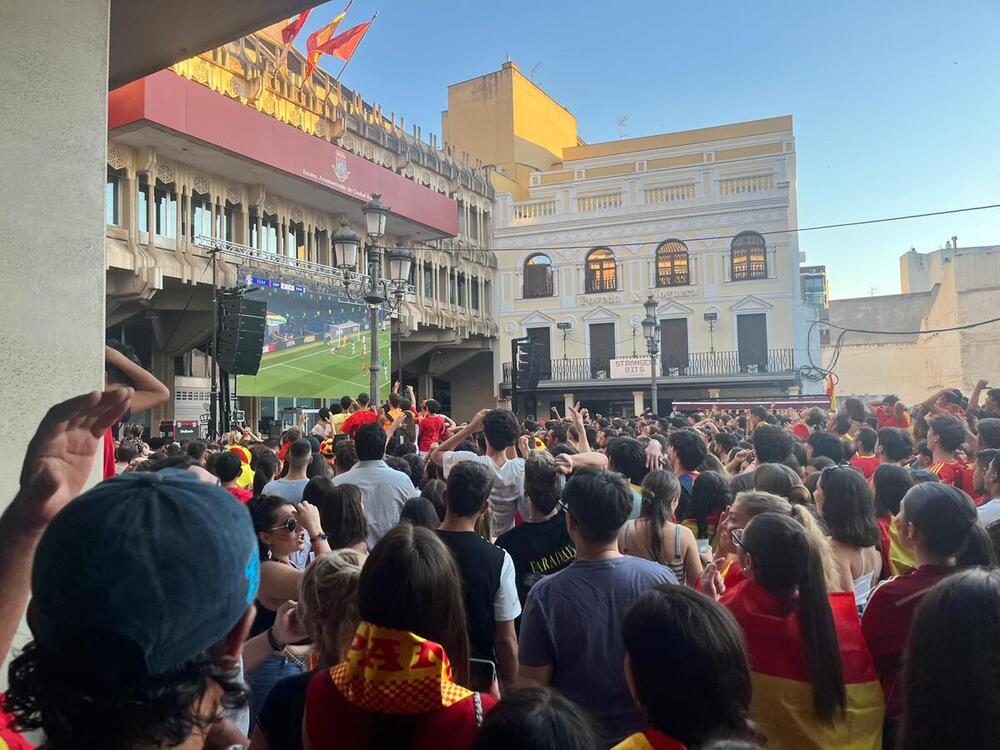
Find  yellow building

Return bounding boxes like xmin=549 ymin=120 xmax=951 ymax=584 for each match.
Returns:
xmin=444 ymin=62 xmax=820 ymax=416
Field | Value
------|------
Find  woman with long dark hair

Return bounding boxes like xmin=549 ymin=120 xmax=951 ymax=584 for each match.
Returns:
xmin=861 ymin=482 xmax=994 ymax=732
xmin=721 ymin=513 xmax=884 ymax=748
xmin=871 ymin=463 xmax=913 ymax=579
xmin=318 ymin=484 xmax=368 ymax=553
xmin=252 ymin=451 xmax=280 ymax=497
xmin=815 ymin=466 xmax=881 ymax=611
xmin=685 ymin=470 xmax=731 ymax=544
xmin=618 ymin=585 xmax=757 ymax=748
xmin=303 ymin=524 xmax=495 ymax=749
xmin=618 ymin=470 xmax=702 ymax=586
xmin=898 ymin=569 xmax=1000 ymax=750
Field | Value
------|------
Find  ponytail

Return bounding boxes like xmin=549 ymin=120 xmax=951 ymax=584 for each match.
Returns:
xmin=793 ymin=529 xmax=847 ymax=722
xmin=640 ymin=470 xmax=680 ymax=564
xmin=956 ymin=524 xmax=997 ymax=568
xmin=742 ymin=513 xmax=847 ymax=723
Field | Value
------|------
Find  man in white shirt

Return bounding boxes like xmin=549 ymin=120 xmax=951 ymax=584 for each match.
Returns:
xmin=975 ymin=449 xmax=1000 ymax=526
xmin=332 ymin=422 xmax=416 ymax=548
xmin=429 ymin=408 xmax=525 ymax=537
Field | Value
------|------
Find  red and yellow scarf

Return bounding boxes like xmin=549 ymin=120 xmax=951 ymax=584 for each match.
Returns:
xmin=331 ymin=622 xmax=471 ymax=714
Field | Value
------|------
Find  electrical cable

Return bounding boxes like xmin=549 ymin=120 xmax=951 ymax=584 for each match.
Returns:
xmin=799 ymin=315 xmax=1000 ymax=384
xmin=464 ymin=201 xmax=1000 ymax=253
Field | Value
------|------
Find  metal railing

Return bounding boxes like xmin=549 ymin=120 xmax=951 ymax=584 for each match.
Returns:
xmin=502 ymin=348 xmax=795 ymax=384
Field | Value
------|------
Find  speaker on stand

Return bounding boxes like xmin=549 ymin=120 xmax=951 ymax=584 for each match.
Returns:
xmin=211 ymin=289 xmax=265 ymax=437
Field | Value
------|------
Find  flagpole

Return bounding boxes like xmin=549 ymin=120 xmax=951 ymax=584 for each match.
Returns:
xmin=334 ymin=11 xmax=377 ymax=82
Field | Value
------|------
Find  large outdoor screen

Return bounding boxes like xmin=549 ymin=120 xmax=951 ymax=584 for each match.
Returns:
xmin=235 ymin=269 xmax=390 ymax=401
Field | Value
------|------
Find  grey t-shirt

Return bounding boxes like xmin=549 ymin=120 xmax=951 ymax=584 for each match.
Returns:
xmin=518 ymin=555 xmax=677 ymax=746
xmin=261 ymin=478 xmax=311 ymax=504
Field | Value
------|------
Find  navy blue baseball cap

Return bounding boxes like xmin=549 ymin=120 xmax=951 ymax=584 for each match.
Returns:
xmin=30 ymin=470 xmax=260 ymax=675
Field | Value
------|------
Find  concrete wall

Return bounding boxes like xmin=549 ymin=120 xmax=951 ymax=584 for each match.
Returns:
xmin=446 ymin=352 xmax=496 ymax=421
xmin=0 ymin=0 xmax=111 ymax=680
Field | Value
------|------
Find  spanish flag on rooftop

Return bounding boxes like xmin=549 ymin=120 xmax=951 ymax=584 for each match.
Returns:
xmin=723 ymin=581 xmax=884 ymax=749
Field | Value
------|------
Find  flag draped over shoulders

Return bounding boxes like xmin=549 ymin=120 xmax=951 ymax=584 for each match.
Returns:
xmin=722 ymin=581 xmax=884 ymax=750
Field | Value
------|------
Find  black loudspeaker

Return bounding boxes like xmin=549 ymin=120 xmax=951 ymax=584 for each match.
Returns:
xmin=216 ymin=296 xmax=266 ymax=375
xmin=515 ymin=342 xmax=544 ymax=391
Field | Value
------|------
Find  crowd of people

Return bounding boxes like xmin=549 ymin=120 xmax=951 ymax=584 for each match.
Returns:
xmin=2 ymin=354 xmax=1000 ymax=748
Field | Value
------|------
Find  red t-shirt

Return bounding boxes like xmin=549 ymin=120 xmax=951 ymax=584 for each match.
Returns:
xmin=304 ymin=668 xmax=495 ymax=750
xmin=341 ymin=409 xmax=378 ymax=439
xmin=927 ymin=459 xmax=974 ymax=496
xmin=226 ymin=486 xmax=254 ymax=504
xmin=418 ymin=414 xmax=448 ymax=452
xmin=861 ymin=564 xmax=956 ymax=709
xmin=849 ymin=454 xmax=881 ymax=480
xmin=876 ymin=406 xmax=910 ymax=429
xmin=791 ymin=423 xmax=811 ymax=442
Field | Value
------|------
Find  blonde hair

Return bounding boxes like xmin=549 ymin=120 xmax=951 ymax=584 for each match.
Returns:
xmin=732 ymin=491 xmax=844 ymax=592
xmin=298 ymin=549 xmax=366 ymax=664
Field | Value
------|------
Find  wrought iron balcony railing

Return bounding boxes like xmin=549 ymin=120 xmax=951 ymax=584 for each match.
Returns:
xmin=502 ymin=348 xmax=795 ymax=384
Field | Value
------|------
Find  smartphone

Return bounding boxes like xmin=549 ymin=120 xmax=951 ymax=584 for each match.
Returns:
xmin=469 ymin=658 xmax=497 ymax=693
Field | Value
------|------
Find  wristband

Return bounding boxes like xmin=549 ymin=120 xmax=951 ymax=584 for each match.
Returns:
xmin=266 ymin=626 xmax=284 ymax=651
xmin=314 ymin=533 xmax=329 ymax=542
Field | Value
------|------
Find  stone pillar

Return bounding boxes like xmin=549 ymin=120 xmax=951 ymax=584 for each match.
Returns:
xmin=146 ymin=176 xmax=156 ymax=249
xmin=254 ymin=211 xmax=262 ymax=250
xmin=633 ymin=390 xmax=645 ymax=416
xmin=563 ymin=392 xmax=575 ymax=413
xmin=1 ymin=0 xmax=111 ymax=677
xmin=418 ymin=372 xmax=434 ymax=403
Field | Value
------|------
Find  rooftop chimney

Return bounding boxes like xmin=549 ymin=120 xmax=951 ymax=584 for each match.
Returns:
xmin=952 ymin=235 xmax=958 ymax=251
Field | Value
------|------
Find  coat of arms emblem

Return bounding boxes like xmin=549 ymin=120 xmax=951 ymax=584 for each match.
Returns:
xmin=334 ymin=150 xmax=350 ymax=183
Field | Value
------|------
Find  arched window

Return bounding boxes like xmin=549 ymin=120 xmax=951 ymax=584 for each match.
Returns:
xmin=655 ymin=240 xmax=690 ymax=287
xmin=523 ymin=253 xmax=554 ymax=298
xmin=585 ymin=247 xmax=617 ymax=293
xmin=730 ymin=231 xmax=767 ymax=281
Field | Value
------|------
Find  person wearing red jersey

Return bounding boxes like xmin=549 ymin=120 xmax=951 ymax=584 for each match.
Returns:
xmin=872 ymin=395 xmax=909 ymax=430
xmin=417 ymin=398 xmax=451 ymax=453
xmin=925 ymin=413 xmax=974 ymax=492
xmin=861 ymin=483 xmax=993 ymax=737
xmin=849 ymin=427 xmax=880 ymax=480
xmin=340 ymin=393 xmax=378 ymax=439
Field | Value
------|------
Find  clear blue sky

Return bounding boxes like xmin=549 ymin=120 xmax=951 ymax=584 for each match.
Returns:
xmin=297 ymin=0 xmax=1000 ymax=300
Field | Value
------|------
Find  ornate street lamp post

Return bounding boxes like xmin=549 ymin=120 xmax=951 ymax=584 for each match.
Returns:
xmin=333 ymin=194 xmax=413 ymax=399
xmin=641 ymin=295 xmax=660 ymax=416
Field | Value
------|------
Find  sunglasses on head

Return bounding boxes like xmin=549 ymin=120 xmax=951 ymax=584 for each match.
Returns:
xmin=268 ymin=517 xmax=298 ymax=534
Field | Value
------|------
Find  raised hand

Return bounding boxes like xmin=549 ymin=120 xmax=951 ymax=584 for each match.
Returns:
xmin=272 ymin=599 xmax=307 ymax=647
xmin=645 ymin=439 xmax=664 ymax=470
xmin=554 ymin=453 xmax=574 ymax=476
xmin=517 ymin=434 xmax=532 ymax=458
xmin=296 ymin=501 xmax=323 ymax=538
xmin=17 ymin=388 xmax=133 ymax=527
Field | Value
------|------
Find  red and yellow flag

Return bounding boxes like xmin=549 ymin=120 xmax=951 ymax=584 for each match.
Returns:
xmin=280 ymin=8 xmax=312 ymax=45
xmin=315 ymin=19 xmax=372 ymax=64
xmin=723 ymin=581 xmax=884 ymax=749
xmin=304 ymin=2 xmax=352 ymax=77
